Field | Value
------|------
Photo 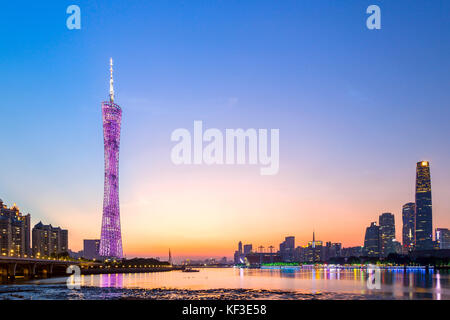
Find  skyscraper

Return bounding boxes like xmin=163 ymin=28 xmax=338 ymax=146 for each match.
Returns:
xmin=99 ymin=58 xmax=123 ymax=259
xmin=324 ymin=242 xmax=342 ymax=261
xmin=279 ymin=236 xmax=295 ymax=262
xmin=415 ymin=161 xmax=433 ymax=251
xmin=305 ymin=232 xmax=323 ymax=262
xmin=0 ymin=200 xmax=31 ymax=257
xmin=402 ymin=202 xmax=416 ymax=253
xmin=243 ymin=244 xmax=253 ymax=255
xmin=435 ymin=228 xmax=450 ymax=250
xmin=234 ymin=241 xmax=244 ymax=264
xmin=379 ymin=212 xmax=395 ymax=257
xmin=364 ymin=222 xmax=380 ymax=257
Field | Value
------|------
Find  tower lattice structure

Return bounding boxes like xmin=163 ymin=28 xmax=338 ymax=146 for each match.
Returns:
xmin=99 ymin=58 xmax=123 ymax=259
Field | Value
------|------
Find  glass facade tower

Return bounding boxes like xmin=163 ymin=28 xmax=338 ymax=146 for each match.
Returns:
xmin=402 ymin=202 xmax=416 ymax=253
xmin=415 ymin=161 xmax=432 ymax=251
xmin=379 ymin=212 xmax=395 ymax=257
xmin=364 ymin=222 xmax=380 ymax=257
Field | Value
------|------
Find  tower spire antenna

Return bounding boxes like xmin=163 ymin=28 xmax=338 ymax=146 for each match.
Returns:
xmin=109 ymin=58 xmax=115 ymax=103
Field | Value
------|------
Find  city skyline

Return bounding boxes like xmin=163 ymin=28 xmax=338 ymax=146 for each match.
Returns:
xmin=1 ymin=1 xmax=450 ymax=258
xmin=1 ymin=157 xmax=448 ymax=262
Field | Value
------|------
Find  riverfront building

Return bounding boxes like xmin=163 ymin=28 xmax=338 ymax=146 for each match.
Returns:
xmin=364 ymin=222 xmax=380 ymax=257
xmin=402 ymin=202 xmax=416 ymax=253
xmin=32 ymin=222 xmax=68 ymax=258
xmin=435 ymin=228 xmax=450 ymax=250
xmin=379 ymin=212 xmax=396 ymax=257
xmin=0 ymin=200 xmax=31 ymax=257
xmin=279 ymin=236 xmax=295 ymax=262
xmin=304 ymin=232 xmax=323 ymax=262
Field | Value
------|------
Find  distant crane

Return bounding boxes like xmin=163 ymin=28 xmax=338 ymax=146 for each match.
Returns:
xmin=258 ymin=246 xmax=264 ymax=253
xmin=268 ymin=246 xmax=274 ymax=254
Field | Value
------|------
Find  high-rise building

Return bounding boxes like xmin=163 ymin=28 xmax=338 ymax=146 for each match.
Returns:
xmin=305 ymin=232 xmax=323 ymax=262
xmin=234 ymin=241 xmax=244 ymax=264
xmin=364 ymin=222 xmax=380 ymax=257
xmin=402 ymin=202 xmax=416 ymax=253
xmin=32 ymin=222 xmax=68 ymax=257
xmin=435 ymin=228 xmax=450 ymax=250
xmin=100 ymin=58 xmax=123 ymax=259
xmin=83 ymin=239 xmax=100 ymax=260
xmin=294 ymin=246 xmax=306 ymax=262
xmin=284 ymin=236 xmax=295 ymax=249
xmin=324 ymin=242 xmax=342 ymax=261
xmin=415 ymin=161 xmax=433 ymax=251
xmin=0 ymin=200 xmax=31 ymax=257
xmin=60 ymin=229 xmax=68 ymax=253
xmin=243 ymin=244 xmax=253 ymax=255
xmin=279 ymin=236 xmax=295 ymax=262
xmin=379 ymin=212 xmax=395 ymax=257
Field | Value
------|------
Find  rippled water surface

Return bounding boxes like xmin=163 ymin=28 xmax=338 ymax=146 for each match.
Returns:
xmin=1 ymin=267 xmax=449 ymax=300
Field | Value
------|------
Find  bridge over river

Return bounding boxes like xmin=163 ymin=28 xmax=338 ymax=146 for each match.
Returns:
xmin=0 ymin=256 xmax=80 ymax=280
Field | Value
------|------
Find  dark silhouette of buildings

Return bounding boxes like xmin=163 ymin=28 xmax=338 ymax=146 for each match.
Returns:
xmin=324 ymin=242 xmax=342 ymax=260
xmin=379 ymin=212 xmax=396 ymax=257
xmin=234 ymin=241 xmax=244 ymax=264
xmin=435 ymin=228 xmax=450 ymax=250
xmin=304 ymin=232 xmax=323 ymax=262
xmin=231 ymin=160 xmax=448 ymax=263
xmin=243 ymin=244 xmax=252 ymax=255
xmin=364 ymin=222 xmax=380 ymax=257
xmin=402 ymin=202 xmax=416 ymax=253
xmin=234 ymin=242 xmax=255 ymax=264
xmin=341 ymin=246 xmax=363 ymax=258
xmin=245 ymin=252 xmax=282 ymax=265
xmin=279 ymin=236 xmax=295 ymax=262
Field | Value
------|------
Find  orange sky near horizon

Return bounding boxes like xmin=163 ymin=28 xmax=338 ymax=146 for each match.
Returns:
xmin=15 ymin=158 xmax=448 ymax=261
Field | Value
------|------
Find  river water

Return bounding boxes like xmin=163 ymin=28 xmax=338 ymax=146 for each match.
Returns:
xmin=0 ymin=267 xmax=449 ymax=300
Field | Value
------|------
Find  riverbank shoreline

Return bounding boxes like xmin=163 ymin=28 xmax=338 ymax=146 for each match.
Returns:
xmin=0 ymin=284 xmax=392 ymax=300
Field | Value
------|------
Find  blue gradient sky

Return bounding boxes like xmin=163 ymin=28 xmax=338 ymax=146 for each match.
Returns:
xmin=1 ymin=1 xmax=449 ymax=259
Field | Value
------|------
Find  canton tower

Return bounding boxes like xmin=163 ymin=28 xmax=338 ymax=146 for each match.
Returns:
xmin=99 ymin=58 xmax=123 ymax=259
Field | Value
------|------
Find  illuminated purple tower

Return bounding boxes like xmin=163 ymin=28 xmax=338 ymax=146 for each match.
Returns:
xmin=99 ymin=58 xmax=123 ymax=259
